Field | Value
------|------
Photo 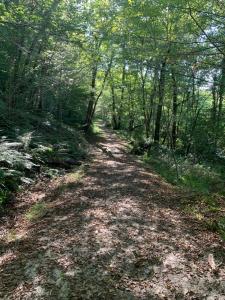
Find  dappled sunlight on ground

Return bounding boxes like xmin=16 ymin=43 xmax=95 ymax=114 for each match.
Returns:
xmin=0 ymin=125 xmax=225 ymax=299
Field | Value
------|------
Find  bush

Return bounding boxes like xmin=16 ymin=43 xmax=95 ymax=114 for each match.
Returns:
xmin=217 ymin=217 xmax=225 ymax=240
xmin=0 ymin=111 xmax=87 ymax=210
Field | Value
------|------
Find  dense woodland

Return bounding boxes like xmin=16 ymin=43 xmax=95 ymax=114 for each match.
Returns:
xmin=0 ymin=0 xmax=225 ymax=203
xmin=1 ymin=1 xmax=225 ymax=298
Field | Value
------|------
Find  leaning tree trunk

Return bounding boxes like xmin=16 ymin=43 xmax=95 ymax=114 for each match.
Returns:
xmin=84 ymin=65 xmax=98 ymax=129
xmin=84 ymin=54 xmax=113 ymax=130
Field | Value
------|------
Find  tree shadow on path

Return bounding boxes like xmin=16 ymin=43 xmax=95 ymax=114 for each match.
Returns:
xmin=0 ymin=125 xmax=225 ymax=299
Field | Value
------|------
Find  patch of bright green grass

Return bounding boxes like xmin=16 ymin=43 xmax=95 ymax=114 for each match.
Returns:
xmin=25 ymin=202 xmax=48 ymax=221
xmin=92 ymin=123 xmax=102 ymax=135
xmin=143 ymin=154 xmax=179 ymax=185
xmin=218 ymin=217 xmax=225 ymax=240
xmin=67 ymin=167 xmax=85 ymax=183
xmin=85 ymin=120 xmax=105 ymax=143
xmin=143 ymin=152 xmax=224 ymax=194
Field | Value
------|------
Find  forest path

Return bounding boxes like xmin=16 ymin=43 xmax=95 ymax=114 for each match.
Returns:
xmin=0 ymin=124 xmax=224 ymax=299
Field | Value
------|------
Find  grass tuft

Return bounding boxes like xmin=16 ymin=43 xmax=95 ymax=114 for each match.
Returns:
xmin=25 ymin=202 xmax=48 ymax=221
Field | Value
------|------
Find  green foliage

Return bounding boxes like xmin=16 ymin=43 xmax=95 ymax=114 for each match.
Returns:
xmin=0 ymin=188 xmax=8 ymax=207
xmin=0 ymin=168 xmax=19 ymax=208
xmin=217 ymin=218 xmax=225 ymax=240
xmin=0 ymin=110 xmax=87 ymax=209
xmin=186 ymin=195 xmax=225 ymax=241
xmin=91 ymin=121 xmax=104 ymax=135
xmin=180 ymin=167 xmax=220 ymax=193
xmin=143 ymin=147 xmax=225 ymax=239
xmin=25 ymin=202 xmax=48 ymax=221
xmin=143 ymin=149 xmax=224 ymax=194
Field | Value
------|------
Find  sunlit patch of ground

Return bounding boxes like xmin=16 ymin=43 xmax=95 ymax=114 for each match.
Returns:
xmin=0 ymin=125 xmax=224 ymax=299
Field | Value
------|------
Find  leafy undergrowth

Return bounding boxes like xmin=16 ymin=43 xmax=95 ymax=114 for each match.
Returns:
xmin=84 ymin=120 xmax=105 ymax=144
xmin=181 ymin=193 xmax=225 ymax=238
xmin=0 ymin=111 xmax=87 ymax=211
xmin=24 ymin=165 xmax=86 ymax=223
xmin=142 ymin=149 xmax=225 ymax=240
xmin=143 ymin=151 xmax=224 ymax=192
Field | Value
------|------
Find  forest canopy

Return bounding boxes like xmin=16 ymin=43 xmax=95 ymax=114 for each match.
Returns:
xmin=1 ymin=0 xmax=224 ymax=153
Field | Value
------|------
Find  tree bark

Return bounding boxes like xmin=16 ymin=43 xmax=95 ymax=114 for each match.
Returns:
xmin=84 ymin=65 xmax=98 ymax=129
xmin=154 ymin=58 xmax=167 ymax=143
xmin=171 ymin=68 xmax=178 ymax=148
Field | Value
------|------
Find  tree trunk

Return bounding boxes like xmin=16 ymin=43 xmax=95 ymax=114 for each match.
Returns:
xmin=217 ymin=55 xmax=225 ymax=126
xmin=154 ymin=59 xmax=167 ymax=143
xmin=171 ymin=68 xmax=178 ymax=149
xmin=111 ymin=82 xmax=119 ymax=129
xmin=84 ymin=65 xmax=98 ymax=129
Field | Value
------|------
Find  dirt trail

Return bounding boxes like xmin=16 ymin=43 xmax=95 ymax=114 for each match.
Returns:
xmin=0 ymin=126 xmax=225 ymax=299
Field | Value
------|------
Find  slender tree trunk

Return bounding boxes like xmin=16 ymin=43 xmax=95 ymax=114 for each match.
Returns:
xmin=217 ymin=55 xmax=225 ymax=126
xmin=127 ymin=83 xmax=135 ymax=131
xmin=111 ymin=82 xmax=118 ymax=129
xmin=211 ymin=56 xmax=225 ymax=148
xmin=171 ymin=68 xmax=178 ymax=149
xmin=84 ymin=65 xmax=98 ymax=129
xmin=146 ymin=69 xmax=158 ymax=139
xmin=84 ymin=54 xmax=113 ymax=130
xmin=90 ymin=55 xmax=113 ymax=121
xmin=118 ymin=62 xmax=126 ymax=129
xmin=211 ymin=75 xmax=218 ymax=123
xmin=140 ymin=63 xmax=150 ymax=138
xmin=154 ymin=59 xmax=167 ymax=143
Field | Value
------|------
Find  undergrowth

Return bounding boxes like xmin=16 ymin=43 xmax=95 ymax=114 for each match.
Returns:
xmin=143 ymin=150 xmax=224 ymax=194
xmin=143 ymin=148 xmax=225 ymax=240
xmin=115 ymin=128 xmax=225 ymax=240
xmin=0 ymin=110 xmax=87 ymax=211
xmin=25 ymin=202 xmax=48 ymax=221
